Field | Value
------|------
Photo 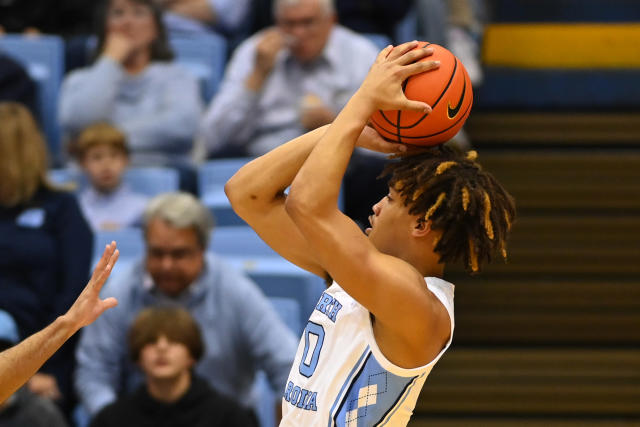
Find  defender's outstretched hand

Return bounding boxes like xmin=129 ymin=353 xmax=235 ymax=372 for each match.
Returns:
xmin=356 ymin=41 xmax=440 ymax=114
xmin=65 ymin=242 xmax=119 ymax=331
xmin=0 ymin=242 xmax=119 ymax=404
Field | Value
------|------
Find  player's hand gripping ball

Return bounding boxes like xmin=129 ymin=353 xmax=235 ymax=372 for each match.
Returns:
xmin=370 ymin=42 xmax=473 ymax=146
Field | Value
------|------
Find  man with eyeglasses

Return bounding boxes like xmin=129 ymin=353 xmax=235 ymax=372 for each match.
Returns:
xmin=74 ymin=192 xmax=297 ymax=422
xmin=199 ymin=0 xmax=379 ymax=158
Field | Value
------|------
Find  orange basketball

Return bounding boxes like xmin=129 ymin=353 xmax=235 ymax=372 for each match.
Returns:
xmin=370 ymin=42 xmax=473 ymax=146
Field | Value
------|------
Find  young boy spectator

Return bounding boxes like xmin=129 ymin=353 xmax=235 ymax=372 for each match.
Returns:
xmin=89 ymin=307 xmax=257 ymax=427
xmin=71 ymin=122 xmax=149 ymax=231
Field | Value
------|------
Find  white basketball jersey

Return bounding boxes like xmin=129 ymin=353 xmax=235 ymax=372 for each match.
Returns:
xmin=280 ymin=277 xmax=455 ymax=427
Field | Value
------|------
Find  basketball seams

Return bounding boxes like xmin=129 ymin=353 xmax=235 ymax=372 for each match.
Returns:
xmin=389 ymin=50 xmax=459 ymax=130
xmin=396 ymin=99 xmax=472 ymax=140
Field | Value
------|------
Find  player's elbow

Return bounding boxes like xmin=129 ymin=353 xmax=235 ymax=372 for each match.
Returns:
xmin=285 ymin=188 xmax=324 ymax=222
xmin=284 ymin=191 xmax=305 ymax=221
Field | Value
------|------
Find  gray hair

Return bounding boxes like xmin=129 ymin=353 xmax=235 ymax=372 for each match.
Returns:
xmin=143 ymin=192 xmax=214 ymax=248
xmin=273 ymin=0 xmax=335 ymax=17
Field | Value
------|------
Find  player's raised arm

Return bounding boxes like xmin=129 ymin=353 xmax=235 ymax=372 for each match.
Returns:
xmin=0 ymin=243 xmax=119 ymax=403
xmin=225 ymin=118 xmax=405 ymax=278
xmin=284 ymin=42 xmax=450 ymax=364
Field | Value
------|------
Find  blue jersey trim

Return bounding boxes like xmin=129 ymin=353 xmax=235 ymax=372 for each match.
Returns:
xmin=327 ymin=346 xmax=371 ymax=427
xmin=377 ymin=372 xmax=424 ymax=426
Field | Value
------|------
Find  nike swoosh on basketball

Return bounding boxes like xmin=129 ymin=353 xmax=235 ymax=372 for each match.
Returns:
xmin=447 ymin=76 xmax=466 ymax=119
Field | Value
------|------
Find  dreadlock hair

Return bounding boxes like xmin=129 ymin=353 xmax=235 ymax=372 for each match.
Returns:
xmin=381 ymin=145 xmax=516 ymax=274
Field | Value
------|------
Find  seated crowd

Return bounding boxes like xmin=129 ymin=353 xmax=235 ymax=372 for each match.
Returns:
xmin=0 ymin=0 xmax=485 ymax=425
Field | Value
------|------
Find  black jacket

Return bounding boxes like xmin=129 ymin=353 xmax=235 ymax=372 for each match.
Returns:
xmin=90 ymin=376 xmax=258 ymax=427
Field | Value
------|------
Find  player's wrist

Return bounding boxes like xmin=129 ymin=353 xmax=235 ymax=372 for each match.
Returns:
xmin=351 ymin=89 xmax=377 ymax=118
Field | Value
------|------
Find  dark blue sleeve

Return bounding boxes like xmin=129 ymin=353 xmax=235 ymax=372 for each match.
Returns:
xmin=52 ymin=191 xmax=94 ymax=316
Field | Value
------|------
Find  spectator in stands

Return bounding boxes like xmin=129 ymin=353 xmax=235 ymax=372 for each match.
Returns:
xmin=154 ymin=0 xmax=251 ymax=40
xmin=75 ymin=192 xmax=297 ymax=418
xmin=199 ymin=0 xmax=379 ymax=157
xmin=90 ymin=307 xmax=257 ymax=427
xmin=70 ymin=122 xmax=149 ymax=231
xmin=59 ymin=0 xmax=202 ymax=170
xmin=0 ymin=54 xmax=37 ymax=116
xmin=0 ymin=102 xmax=93 ymax=416
xmin=0 ymin=310 xmax=70 ymax=427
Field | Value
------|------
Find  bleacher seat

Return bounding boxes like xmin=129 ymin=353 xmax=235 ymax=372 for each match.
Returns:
xmin=199 ymin=158 xmax=252 ymax=226
xmin=247 ymin=271 xmax=324 ymax=333
xmin=93 ymin=228 xmax=145 ymax=274
xmin=0 ymin=35 xmax=64 ymax=160
xmin=48 ymin=166 xmax=179 ymax=197
xmin=169 ymin=33 xmax=227 ymax=102
xmin=252 ymin=297 xmax=301 ymax=427
xmin=124 ymin=167 xmax=179 ymax=196
xmin=94 ymin=228 xmax=145 ymax=259
xmin=209 ymin=226 xmax=277 ymax=257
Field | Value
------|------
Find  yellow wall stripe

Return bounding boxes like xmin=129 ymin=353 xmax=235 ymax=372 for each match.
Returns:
xmin=483 ymin=23 xmax=640 ymax=68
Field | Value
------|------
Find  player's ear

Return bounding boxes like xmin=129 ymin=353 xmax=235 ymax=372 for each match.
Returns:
xmin=412 ymin=218 xmax=431 ymax=237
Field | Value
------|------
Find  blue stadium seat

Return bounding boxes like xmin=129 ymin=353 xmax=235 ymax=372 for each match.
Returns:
xmin=169 ymin=33 xmax=227 ymax=102
xmin=252 ymin=297 xmax=301 ymax=427
xmin=246 ymin=270 xmax=324 ymax=333
xmin=209 ymin=226 xmax=325 ymax=326
xmin=92 ymin=228 xmax=145 ymax=281
xmin=48 ymin=166 xmax=179 ymax=197
xmin=124 ymin=167 xmax=179 ymax=197
xmin=209 ymin=226 xmax=278 ymax=257
xmin=0 ymin=35 xmax=64 ymax=161
xmin=199 ymin=158 xmax=252 ymax=226
xmin=269 ymin=297 xmax=302 ymax=341
xmin=94 ymin=228 xmax=145 ymax=259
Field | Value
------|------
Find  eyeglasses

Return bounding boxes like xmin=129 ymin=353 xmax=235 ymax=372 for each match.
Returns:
xmin=147 ymin=247 xmax=199 ymax=262
xmin=277 ymin=14 xmax=325 ymax=31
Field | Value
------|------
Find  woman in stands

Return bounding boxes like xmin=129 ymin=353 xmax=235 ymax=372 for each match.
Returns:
xmin=0 ymin=102 xmax=93 ymax=417
xmin=59 ymin=0 xmax=202 ymax=185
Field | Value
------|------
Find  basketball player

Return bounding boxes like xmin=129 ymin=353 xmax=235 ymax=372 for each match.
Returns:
xmin=226 ymin=41 xmax=515 ymax=426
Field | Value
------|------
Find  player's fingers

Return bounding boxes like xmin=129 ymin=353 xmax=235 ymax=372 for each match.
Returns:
xmin=93 ymin=249 xmax=119 ymax=291
xmin=89 ymin=242 xmax=115 ymax=283
xmin=395 ymin=46 xmax=434 ymax=66
xmin=386 ymin=40 xmax=419 ymax=61
xmin=375 ymin=45 xmax=394 ymax=63
xmin=399 ymin=59 xmax=440 ymax=79
xmin=403 ymin=98 xmax=432 ymax=113
xmin=100 ymin=297 xmax=119 ymax=312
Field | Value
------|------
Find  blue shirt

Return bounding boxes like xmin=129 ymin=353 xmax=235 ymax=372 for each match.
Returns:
xmin=199 ymin=25 xmax=379 ymax=156
xmin=78 ymin=184 xmax=149 ymax=231
xmin=75 ymin=253 xmax=297 ymax=415
xmin=59 ymin=57 xmax=203 ymax=166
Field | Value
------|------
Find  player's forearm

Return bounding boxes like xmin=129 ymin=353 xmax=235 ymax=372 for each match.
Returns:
xmin=0 ymin=315 xmax=78 ymax=403
xmin=225 ymin=125 xmax=329 ymax=213
xmin=288 ymin=94 xmax=373 ymax=213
